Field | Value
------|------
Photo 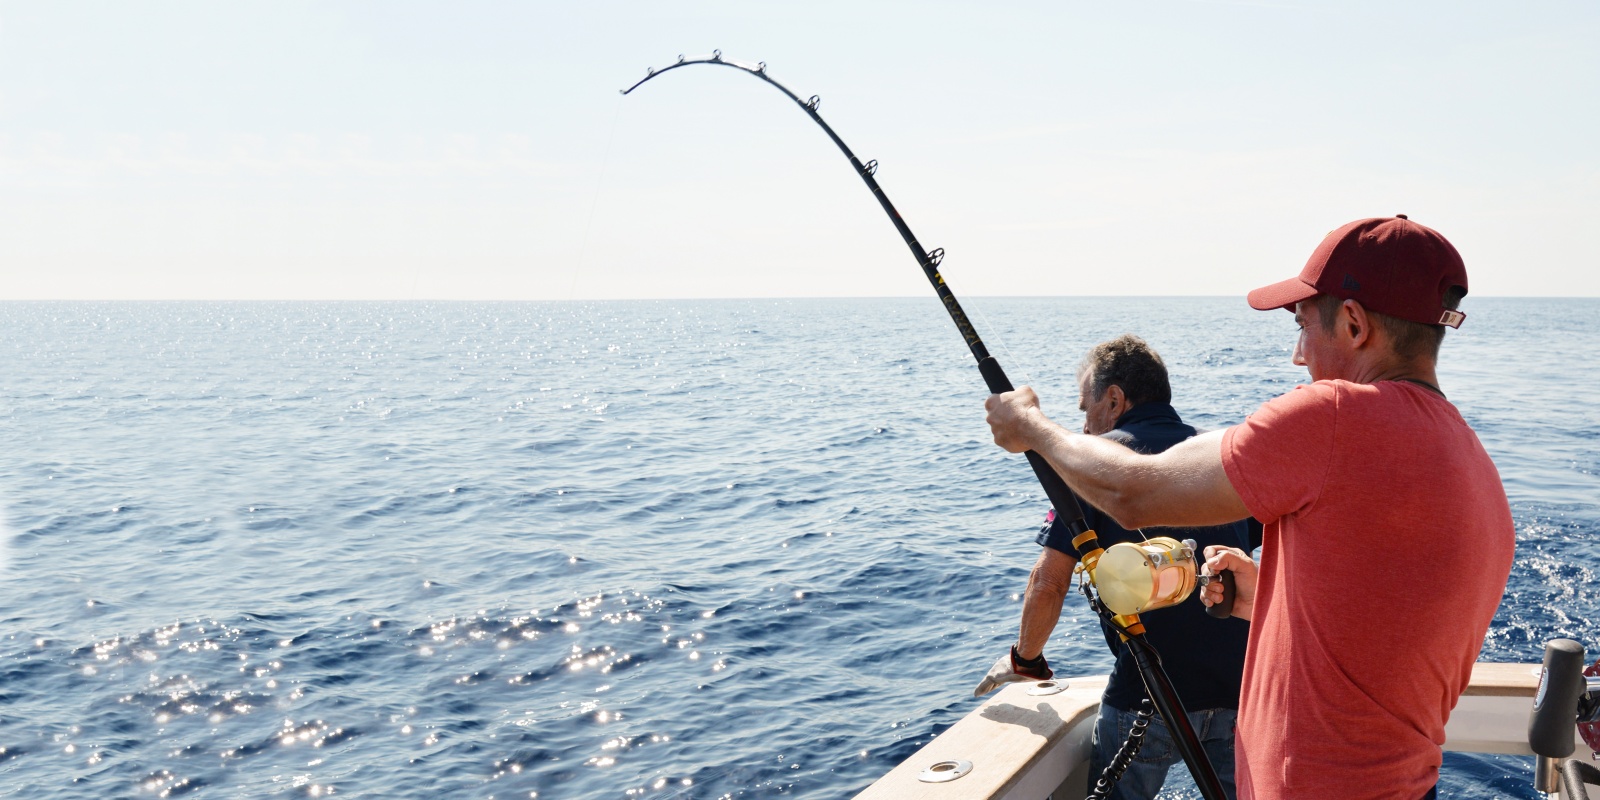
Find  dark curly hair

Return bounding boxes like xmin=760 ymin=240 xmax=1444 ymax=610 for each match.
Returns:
xmin=1077 ymin=334 xmax=1172 ymax=407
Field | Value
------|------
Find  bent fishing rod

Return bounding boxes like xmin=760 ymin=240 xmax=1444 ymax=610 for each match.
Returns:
xmin=623 ymin=52 xmax=1231 ymax=800
xmin=622 ymin=51 xmax=1089 ymax=532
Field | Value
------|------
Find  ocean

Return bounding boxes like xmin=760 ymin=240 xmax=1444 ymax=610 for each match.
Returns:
xmin=1 ymin=297 xmax=1595 ymax=799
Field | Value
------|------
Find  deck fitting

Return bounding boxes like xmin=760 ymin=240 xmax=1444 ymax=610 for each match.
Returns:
xmin=916 ymin=759 xmax=973 ymax=783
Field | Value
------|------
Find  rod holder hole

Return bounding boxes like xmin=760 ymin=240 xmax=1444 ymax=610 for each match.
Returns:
xmin=917 ymin=759 xmax=973 ymax=783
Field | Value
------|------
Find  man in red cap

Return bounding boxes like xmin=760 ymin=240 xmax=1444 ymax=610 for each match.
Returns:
xmin=983 ymin=216 xmax=1515 ymax=800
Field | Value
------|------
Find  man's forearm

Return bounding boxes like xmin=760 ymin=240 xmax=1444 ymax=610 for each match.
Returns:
xmin=1024 ymin=423 xmax=1159 ymax=529
xmin=1017 ymin=549 xmax=1075 ymax=660
xmin=987 ymin=392 xmax=1248 ymax=529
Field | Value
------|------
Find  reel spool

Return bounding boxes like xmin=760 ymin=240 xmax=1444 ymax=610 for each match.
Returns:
xmin=1094 ymin=537 xmax=1200 ymax=617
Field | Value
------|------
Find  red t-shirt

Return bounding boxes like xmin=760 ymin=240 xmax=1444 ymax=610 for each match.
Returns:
xmin=1221 ymin=380 xmax=1515 ymax=800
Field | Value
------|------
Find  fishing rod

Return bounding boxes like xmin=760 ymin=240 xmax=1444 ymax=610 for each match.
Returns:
xmin=622 ymin=52 xmax=1228 ymax=800
xmin=622 ymin=51 xmax=1089 ymax=534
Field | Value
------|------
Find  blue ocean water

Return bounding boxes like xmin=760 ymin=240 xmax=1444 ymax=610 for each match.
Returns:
xmin=0 ymin=298 xmax=1595 ymax=799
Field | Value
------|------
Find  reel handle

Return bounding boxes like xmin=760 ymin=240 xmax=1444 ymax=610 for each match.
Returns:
xmin=1204 ymin=568 xmax=1236 ymax=619
xmin=1183 ymin=538 xmax=1236 ymax=619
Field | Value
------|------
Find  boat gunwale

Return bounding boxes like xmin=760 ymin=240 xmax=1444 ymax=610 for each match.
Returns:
xmin=854 ymin=662 xmax=1566 ymax=799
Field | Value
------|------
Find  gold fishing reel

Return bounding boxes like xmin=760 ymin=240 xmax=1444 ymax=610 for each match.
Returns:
xmin=1073 ymin=531 xmax=1205 ymax=624
xmin=1094 ymin=537 xmax=1201 ymax=616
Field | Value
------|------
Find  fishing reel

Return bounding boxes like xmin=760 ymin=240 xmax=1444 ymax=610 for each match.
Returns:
xmin=1074 ymin=534 xmax=1234 ymax=625
xmin=1070 ymin=528 xmax=1232 ymax=800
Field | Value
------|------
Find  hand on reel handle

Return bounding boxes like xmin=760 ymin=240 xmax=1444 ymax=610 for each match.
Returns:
xmin=1199 ymin=545 xmax=1256 ymax=621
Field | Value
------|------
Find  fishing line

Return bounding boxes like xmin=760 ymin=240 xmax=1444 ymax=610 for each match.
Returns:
xmin=965 ymin=300 xmax=1035 ymax=396
xmin=568 ymin=94 xmax=625 ymax=300
xmin=623 ymin=51 xmax=1091 ymax=530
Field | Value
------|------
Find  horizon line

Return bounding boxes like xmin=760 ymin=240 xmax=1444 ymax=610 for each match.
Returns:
xmin=0 ymin=294 xmax=1589 ymax=303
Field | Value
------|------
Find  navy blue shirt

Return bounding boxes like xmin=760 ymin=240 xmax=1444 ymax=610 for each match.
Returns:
xmin=1036 ymin=402 xmax=1260 ymax=712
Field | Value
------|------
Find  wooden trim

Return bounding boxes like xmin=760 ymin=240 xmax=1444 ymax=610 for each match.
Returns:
xmin=1462 ymin=662 xmax=1541 ymax=697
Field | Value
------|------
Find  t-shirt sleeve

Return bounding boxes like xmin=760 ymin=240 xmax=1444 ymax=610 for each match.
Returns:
xmin=1036 ymin=506 xmax=1085 ymax=558
xmin=1221 ymin=382 xmax=1340 ymax=524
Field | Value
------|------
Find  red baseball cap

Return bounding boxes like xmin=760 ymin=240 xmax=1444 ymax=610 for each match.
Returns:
xmin=1247 ymin=215 xmax=1469 ymax=328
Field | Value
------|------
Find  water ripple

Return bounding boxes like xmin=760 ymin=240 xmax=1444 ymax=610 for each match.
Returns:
xmin=0 ymin=299 xmax=1594 ymax=798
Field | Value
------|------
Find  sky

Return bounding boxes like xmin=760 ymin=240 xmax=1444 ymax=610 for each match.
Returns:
xmin=2 ymin=1 xmax=1596 ymax=300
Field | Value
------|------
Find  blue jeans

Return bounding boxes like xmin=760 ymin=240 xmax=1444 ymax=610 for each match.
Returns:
xmin=1089 ymin=703 xmax=1237 ymax=800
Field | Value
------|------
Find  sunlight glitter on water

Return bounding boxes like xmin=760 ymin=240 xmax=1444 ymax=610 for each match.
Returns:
xmin=0 ymin=299 xmax=1594 ymax=799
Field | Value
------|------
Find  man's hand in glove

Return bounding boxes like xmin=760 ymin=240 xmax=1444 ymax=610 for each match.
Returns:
xmin=972 ymin=645 xmax=1052 ymax=697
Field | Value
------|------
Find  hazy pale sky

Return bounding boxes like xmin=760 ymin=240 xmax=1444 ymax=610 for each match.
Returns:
xmin=2 ymin=1 xmax=1596 ymax=300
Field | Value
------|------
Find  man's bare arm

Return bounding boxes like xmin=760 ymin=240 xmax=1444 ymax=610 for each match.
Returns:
xmin=1016 ymin=547 xmax=1077 ymax=660
xmin=985 ymin=388 xmax=1251 ymax=530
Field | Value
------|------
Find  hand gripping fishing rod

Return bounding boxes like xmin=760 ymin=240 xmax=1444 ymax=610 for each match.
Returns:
xmin=622 ymin=51 xmax=1089 ymax=535
xmin=623 ymin=53 xmax=1226 ymax=800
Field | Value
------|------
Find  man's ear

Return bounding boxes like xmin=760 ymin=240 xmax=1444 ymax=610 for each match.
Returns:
xmin=1342 ymin=299 xmax=1374 ymax=349
xmin=1107 ymin=384 xmax=1128 ymax=411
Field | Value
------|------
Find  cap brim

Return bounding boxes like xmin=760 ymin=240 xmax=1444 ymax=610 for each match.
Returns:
xmin=1247 ymin=276 xmax=1319 ymax=312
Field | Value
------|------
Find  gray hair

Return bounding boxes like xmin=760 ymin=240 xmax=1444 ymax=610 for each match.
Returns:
xmin=1078 ymin=334 xmax=1172 ymax=407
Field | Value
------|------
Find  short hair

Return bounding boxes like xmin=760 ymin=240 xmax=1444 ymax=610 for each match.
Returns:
xmin=1314 ymin=288 xmax=1463 ymax=361
xmin=1078 ymin=334 xmax=1172 ymax=407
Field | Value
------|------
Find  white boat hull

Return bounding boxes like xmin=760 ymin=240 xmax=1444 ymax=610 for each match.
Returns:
xmin=855 ymin=664 xmax=1597 ymax=799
